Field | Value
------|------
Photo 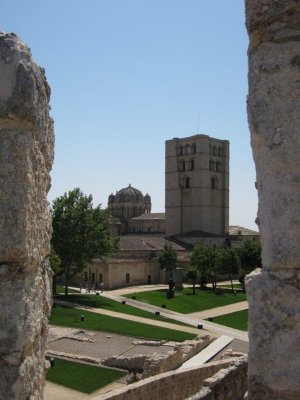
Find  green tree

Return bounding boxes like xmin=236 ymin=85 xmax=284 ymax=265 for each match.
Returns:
xmin=237 ymin=240 xmax=262 ymax=290
xmin=190 ymin=245 xmax=219 ymax=290
xmin=185 ymin=267 xmax=199 ymax=295
xmin=238 ymin=240 xmax=262 ymax=272
xmin=51 ymin=188 xmax=119 ymax=296
xmin=158 ymin=242 xmax=178 ymax=280
xmin=217 ymin=247 xmax=241 ymax=293
xmin=49 ymin=246 xmax=61 ymax=295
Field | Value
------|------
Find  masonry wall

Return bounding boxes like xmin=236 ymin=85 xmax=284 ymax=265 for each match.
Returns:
xmin=165 ymin=134 xmax=229 ymax=237
xmin=246 ymin=1 xmax=300 ymax=398
xmin=93 ymin=358 xmax=247 ymax=400
xmin=0 ymin=32 xmax=54 ymax=400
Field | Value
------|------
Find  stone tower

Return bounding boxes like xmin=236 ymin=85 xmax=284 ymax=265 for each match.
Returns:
xmin=165 ymin=134 xmax=229 ymax=237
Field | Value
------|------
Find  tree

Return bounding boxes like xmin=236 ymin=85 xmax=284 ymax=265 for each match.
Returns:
xmin=237 ymin=240 xmax=262 ymax=290
xmin=158 ymin=242 xmax=178 ymax=280
xmin=51 ymin=188 xmax=119 ymax=296
xmin=185 ymin=267 xmax=199 ymax=295
xmin=49 ymin=246 xmax=61 ymax=295
xmin=190 ymin=245 xmax=219 ymax=290
xmin=238 ymin=240 xmax=262 ymax=273
xmin=217 ymin=247 xmax=241 ymax=293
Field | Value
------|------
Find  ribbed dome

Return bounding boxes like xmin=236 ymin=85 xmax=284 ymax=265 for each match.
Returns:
xmin=115 ymin=184 xmax=144 ymax=203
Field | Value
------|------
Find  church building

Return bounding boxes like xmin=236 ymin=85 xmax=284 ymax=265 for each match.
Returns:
xmin=81 ymin=134 xmax=258 ymax=289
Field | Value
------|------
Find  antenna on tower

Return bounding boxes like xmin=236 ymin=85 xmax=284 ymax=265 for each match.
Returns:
xmin=197 ymin=112 xmax=200 ymax=134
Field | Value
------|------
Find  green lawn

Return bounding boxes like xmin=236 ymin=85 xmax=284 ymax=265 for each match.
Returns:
xmin=46 ymin=357 xmax=125 ymax=394
xmin=219 ymin=284 xmax=244 ymax=290
xmin=124 ymin=288 xmax=247 ymax=314
xmin=210 ymin=310 xmax=248 ymax=331
xmin=55 ymin=294 xmax=189 ymax=326
xmin=50 ymin=305 xmax=196 ymax=342
xmin=56 ymin=285 xmax=78 ymax=294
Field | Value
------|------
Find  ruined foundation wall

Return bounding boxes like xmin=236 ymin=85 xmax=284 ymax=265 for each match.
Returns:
xmin=245 ymin=2 xmax=300 ymax=399
xmin=0 ymin=32 xmax=54 ymax=399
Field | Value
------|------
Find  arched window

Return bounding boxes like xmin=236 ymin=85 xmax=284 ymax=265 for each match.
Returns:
xmin=211 ymin=177 xmax=218 ymax=190
xmin=177 ymin=146 xmax=183 ymax=156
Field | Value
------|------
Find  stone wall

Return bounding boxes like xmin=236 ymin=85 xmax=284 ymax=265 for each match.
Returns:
xmin=93 ymin=357 xmax=246 ymax=400
xmin=245 ymin=1 xmax=300 ymax=399
xmin=102 ymin=336 xmax=212 ymax=378
xmin=0 ymin=32 xmax=54 ymax=399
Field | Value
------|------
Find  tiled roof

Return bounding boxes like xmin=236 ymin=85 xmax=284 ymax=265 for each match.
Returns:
xmin=119 ymin=234 xmax=186 ymax=251
xmin=228 ymin=225 xmax=259 ymax=236
xmin=130 ymin=213 xmax=165 ymax=220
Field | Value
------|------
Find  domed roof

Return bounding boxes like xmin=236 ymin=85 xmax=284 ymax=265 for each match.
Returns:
xmin=115 ymin=184 xmax=144 ymax=203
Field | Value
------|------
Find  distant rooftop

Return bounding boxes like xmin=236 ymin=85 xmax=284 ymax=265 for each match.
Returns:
xmin=228 ymin=226 xmax=259 ymax=236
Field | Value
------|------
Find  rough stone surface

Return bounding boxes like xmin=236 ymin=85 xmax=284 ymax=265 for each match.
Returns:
xmin=0 ymin=32 xmax=54 ymax=400
xmin=246 ymin=1 xmax=300 ymax=399
xmin=93 ymin=358 xmax=245 ymax=400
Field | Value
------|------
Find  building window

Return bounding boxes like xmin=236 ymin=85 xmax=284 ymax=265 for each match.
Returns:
xmin=218 ymin=147 xmax=222 ymax=157
xmin=84 ymin=272 xmax=88 ymax=282
xmin=216 ymin=162 xmax=222 ymax=172
xmin=99 ymin=273 xmax=103 ymax=283
xmin=92 ymin=273 xmax=95 ymax=283
xmin=190 ymin=159 xmax=194 ymax=171
xmin=211 ymin=177 xmax=218 ymax=189
xmin=126 ymin=273 xmax=130 ymax=284
xmin=191 ymin=143 xmax=196 ymax=154
xmin=213 ymin=146 xmax=217 ymax=156
xmin=209 ymin=160 xmax=215 ymax=171
xmin=185 ymin=176 xmax=190 ymax=188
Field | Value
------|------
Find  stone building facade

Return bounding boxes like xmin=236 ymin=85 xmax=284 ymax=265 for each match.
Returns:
xmin=165 ymin=134 xmax=229 ymax=237
xmin=78 ymin=134 xmax=257 ymax=290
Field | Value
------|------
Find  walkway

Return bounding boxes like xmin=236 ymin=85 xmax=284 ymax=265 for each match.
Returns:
xmin=99 ymin=290 xmax=248 ymax=342
xmin=48 ymin=284 xmax=248 ymax=400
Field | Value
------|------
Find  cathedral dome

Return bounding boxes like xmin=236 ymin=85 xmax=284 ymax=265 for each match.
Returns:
xmin=115 ymin=184 xmax=144 ymax=203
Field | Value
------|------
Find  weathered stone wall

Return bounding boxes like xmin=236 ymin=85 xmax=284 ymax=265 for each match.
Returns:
xmin=102 ymin=336 xmax=212 ymax=378
xmin=93 ymin=357 xmax=246 ymax=400
xmin=0 ymin=32 xmax=54 ymax=399
xmin=246 ymin=1 xmax=300 ymax=399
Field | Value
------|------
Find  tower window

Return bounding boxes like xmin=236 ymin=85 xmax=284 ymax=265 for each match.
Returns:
xmin=216 ymin=162 xmax=222 ymax=172
xmin=191 ymin=143 xmax=196 ymax=154
xmin=211 ymin=177 xmax=218 ymax=189
xmin=185 ymin=176 xmax=190 ymax=188
xmin=190 ymin=160 xmax=194 ymax=171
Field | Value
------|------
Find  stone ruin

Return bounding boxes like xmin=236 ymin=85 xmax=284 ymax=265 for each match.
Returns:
xmin=246 ymin=1 xmax=300 ymax=399
xmin=0 ymin=32 xmax=54 ymax=399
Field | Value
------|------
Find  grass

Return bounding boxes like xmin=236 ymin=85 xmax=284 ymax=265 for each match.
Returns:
xmin=124 ymin=288 xmax=247 ymax=314
xmin=55 ymin=294 xmax=190 ymax=326
xmin=210 ymin=310 xmax=248 ymax=331
xmin=56 ymin=285 xmax=78 ymax=294
xmin=219 ymin=283 xmax=244 ymax=290
xmin=46 ymin=357 xmax=125 ymax=394
xmin=50 ymin=305 xmax=196 ymax=342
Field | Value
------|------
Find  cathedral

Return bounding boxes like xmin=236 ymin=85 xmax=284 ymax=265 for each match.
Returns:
xmin=81 ymin=134 xmax=259 ymax=289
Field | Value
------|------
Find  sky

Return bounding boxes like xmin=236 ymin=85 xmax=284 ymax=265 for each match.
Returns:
xmin=2 ymin=0 xmax=258 ymax=230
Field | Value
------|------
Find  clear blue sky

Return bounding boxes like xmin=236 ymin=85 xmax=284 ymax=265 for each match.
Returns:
xmin=2 ymin=0 xmax=258 ymax=230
